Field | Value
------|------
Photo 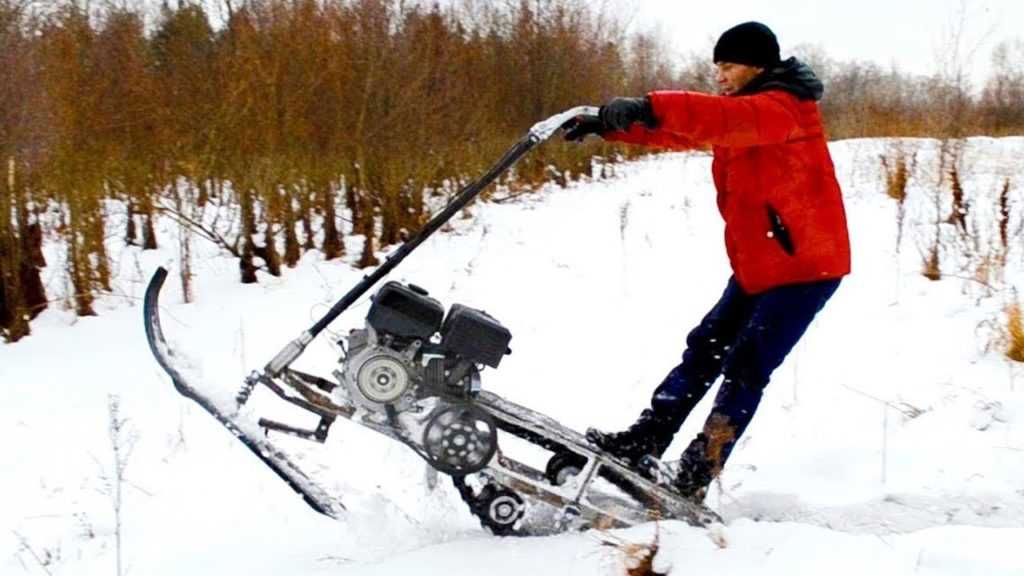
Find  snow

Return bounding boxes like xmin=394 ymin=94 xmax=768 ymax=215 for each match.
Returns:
xmin=2 ymin=137 xmax=1024 ymax=575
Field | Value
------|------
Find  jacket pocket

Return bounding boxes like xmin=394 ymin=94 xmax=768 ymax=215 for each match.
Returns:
xmin=766 ymin=204 xmax=796 ymax=256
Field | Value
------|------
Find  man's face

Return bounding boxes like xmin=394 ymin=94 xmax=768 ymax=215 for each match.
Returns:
xmin=715 ymin=62 xmax=765 ymax=96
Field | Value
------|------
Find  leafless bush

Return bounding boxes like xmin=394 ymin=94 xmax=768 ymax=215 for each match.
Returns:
xmin=98 ymin=394 xmax=139 ymax=576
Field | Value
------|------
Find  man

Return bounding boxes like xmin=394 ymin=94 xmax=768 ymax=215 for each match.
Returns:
xmin=562 ymin=22 xmax=851 ymax=501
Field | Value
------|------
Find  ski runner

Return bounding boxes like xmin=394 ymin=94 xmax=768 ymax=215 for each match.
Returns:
xmin=563 ymin=21 xmax=851 ymax=502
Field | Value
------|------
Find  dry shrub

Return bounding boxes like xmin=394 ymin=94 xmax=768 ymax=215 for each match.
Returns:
xmin=1006 ymin=300 xmax=1024 ymax=363
xmin=998 ymin=178 xmax=1011 ymax=261
xmin=881 ymin=148 xmax=915 ymax=252
xmin=947 ymin=165 xmax=968 ymax=235
xmin=922 ymin=243 xmax=942 ymax=281
xmin=599 ymin=528 xmax=664 ymax=576
xmin=881 ymin=151 xmax=911 ymax=203
xmin=974 ymin=255 xmax=994 ymax=288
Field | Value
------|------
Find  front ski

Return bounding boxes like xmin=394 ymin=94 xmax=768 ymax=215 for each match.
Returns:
xmin=143 ymin=267 xmax=345 ymax=518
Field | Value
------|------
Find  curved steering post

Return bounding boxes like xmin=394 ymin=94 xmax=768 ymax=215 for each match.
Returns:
xmin=261 ymin=106 xmax=600 ymax=378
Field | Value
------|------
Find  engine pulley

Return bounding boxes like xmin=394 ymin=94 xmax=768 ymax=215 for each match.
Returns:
xmin=341 ymin=344 xmax=417 ymax=413
xmin=422 ymin=402 xmax=498 ymax=475
xmin=356 ymin=355 xmax=409 ymax=403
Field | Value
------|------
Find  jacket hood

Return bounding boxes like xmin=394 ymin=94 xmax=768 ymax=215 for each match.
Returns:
xmin=737 ymin=57 xmax=824 ymax=101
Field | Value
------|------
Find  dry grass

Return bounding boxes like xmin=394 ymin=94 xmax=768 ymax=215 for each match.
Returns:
xmin=1006 ymin=300 xmax=1024 ymax=363
xmin=881 ymin=148 xmax=915 ymax=253
xmin=599 ymin=528 xmax=664 ymax=576
xmin=922 ymin=243 xmax=942 ymax=281
xmin=881 ymin=152 xmax=912 ymax=203
xmin=947 ymin=165 xmax=968 ymax=235
xmin=974 ymin=255 xmax=994 ymax=288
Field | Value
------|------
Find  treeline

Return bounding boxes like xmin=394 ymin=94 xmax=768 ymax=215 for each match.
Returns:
xmin=794 ymin=41 xmax=1024 ymax=139
xmin=2 ymin=0 xmax=1023 ymax=342
xmin=669 ymin=40 xmax=1024 ymax=139
xmin=1 ymin=0 xmax=640 ymax=341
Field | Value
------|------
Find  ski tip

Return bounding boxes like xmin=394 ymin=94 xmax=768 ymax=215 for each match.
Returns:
xmin=146 ymin=267 xmax=169 ymax=303
xmin=143 ymin=265 xmax=174 ymax=371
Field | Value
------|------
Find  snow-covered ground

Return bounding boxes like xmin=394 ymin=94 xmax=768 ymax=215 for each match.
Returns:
xmin=2 ymin=138 xmax=1023 ymax=575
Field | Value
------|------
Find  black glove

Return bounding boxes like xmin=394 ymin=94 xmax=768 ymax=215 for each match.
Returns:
xmin=599 ymin=97 xmax=656 ymax=132
xmin=561 ymin=114 xmax=605 ymax=142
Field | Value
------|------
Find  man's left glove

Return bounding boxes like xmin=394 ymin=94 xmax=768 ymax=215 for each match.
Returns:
xmin=599 ymin=97 xmax=656 ymax=132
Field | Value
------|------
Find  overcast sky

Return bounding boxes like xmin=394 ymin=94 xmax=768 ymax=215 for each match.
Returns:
xmin=619 ymin=0 xmax=1021 ymax=84
xmin=188 ymin=0 xmax=1021 ymax=85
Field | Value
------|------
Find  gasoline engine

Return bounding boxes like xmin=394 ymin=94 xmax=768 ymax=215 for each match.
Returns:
xmin=336 ymin=281 xmax=512 ymax=475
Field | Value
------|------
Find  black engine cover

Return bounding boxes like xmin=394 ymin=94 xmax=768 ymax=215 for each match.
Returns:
xmin=441 ymin=304 xmax=511 ymax=368
xmin=367 ymin=282 xmax=444 ymax=340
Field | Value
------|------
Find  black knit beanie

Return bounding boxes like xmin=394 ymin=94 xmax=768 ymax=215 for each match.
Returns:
xmin=713 ymin=21 xmax=780 ymax=68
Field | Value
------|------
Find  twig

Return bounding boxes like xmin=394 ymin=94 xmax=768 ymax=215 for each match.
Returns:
xmin=489 ymin=185 xmax=537 ymax=204
xmin=153 ymin=202 xmax=240 ymax=258
xmin=11 ymin=530 xmax=55 ymax=576
xmin=839 ymin=383 xmax=925 ymax=418
xmin=937 ymin=273 xmax=1003 ymax=292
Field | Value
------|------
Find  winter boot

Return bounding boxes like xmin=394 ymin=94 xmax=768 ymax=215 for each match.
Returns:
xmin=671 ymin=431 xmax=720 ymax=503
xmin=585 ymin=409 xmax=678 ymax=471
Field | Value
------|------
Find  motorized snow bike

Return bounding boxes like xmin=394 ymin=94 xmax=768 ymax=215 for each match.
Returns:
xmin=143 ymin=107 xmax=720 ymax=535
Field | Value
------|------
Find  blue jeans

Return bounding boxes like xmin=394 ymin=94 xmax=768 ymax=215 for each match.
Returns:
xmin=649 ymin=276 xmax=841 ymax=494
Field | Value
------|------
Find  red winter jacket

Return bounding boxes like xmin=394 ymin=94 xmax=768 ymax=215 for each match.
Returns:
xmin=604 ymin=61 xmax=851 ymax=294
